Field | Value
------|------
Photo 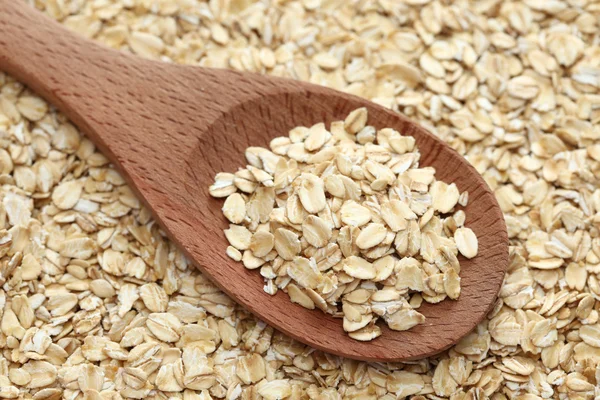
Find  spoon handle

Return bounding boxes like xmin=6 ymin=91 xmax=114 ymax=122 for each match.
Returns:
xmin=0 ymin=1 xmax=122 ymax=112
xmin=0 ymin=0 xmax=164 ymax=166
xmin=0 ymin=1 xmax=208 ymax=214
xmin=0 ymin=1 xmax=264 ymax=153
xmin=0 ymin=1 xmax=206 ymax=163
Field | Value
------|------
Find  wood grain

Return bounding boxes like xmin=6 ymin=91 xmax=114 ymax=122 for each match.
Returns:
xmin=0 ymin=1 xmax=508 ymax=362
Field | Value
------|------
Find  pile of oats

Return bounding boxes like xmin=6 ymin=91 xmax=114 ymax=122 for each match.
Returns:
xmin=210 ymin=107 xmax=476 ymax=341
xmin=0 ymin=0 xmax=599 ymax=398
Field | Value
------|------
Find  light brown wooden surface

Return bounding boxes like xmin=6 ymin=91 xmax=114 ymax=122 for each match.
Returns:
xmin=0 ymin=1 xmax=508 ymax=361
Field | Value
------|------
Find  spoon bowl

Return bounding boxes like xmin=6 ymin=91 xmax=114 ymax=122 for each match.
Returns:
xmin=0 ymin=1 xmax=508 ymax=361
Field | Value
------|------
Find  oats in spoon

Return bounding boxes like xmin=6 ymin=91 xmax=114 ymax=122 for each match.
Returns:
xmin=210 ymin=108 xmax=478 ymax=341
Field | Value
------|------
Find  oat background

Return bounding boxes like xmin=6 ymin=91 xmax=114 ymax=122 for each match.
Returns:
xmin=0 ymin=0 xmax=599 ymax=399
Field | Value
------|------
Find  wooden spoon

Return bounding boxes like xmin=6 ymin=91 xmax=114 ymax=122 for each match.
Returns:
xmin=0 ymin=1 xmax=508 ymax=362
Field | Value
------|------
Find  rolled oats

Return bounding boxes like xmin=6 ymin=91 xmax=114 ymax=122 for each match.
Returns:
xmin=0 ymin=0 xmax=598 ymax=398
xmin=211 ymin=108 xmax=477 ymax=339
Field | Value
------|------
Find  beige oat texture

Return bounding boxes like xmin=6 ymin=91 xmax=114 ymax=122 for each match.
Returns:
xmin=0 ymin=0 xmax=598 ymax=397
